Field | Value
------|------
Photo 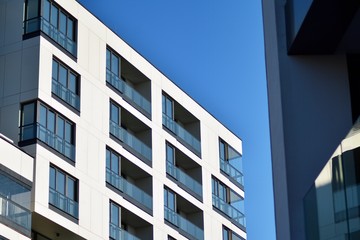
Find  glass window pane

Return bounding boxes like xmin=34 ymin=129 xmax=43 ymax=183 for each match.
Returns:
xmin=111 ymin=54 xmax=119 ymax=76
xmin=50 ymin=5 xmax=58 ymax=27
xmin=162 ymin=95 xmax=166 ymax=114
xmin=43 ymin=0 xmax=50 ymax=21
xmin=166 ymin=98 xmax=173 ymax=118
xmin=52 ymin=60 xmax=58 ymax=81
xmin=39 ymin=105 xmax=47 ymax=127
xmin=223 ymin=228 xmax=229 ymax=240
xmin=47 ymin=111 xmax=55 ymax=132
xmin=67 ymin=18 xmax=74 ymax=40
xmin=56 ymin=171 xmax=65 ymax=195
xmin=110 ymin=203 xmax=119 ymax=226
xmin=65 ymin=122 xmax=72 ymax=143
xmin=106 ymin=149 xmax=110 ymax=169
xmin=26 ymin=0 xmax=39 ymax=20
xmin=111 ymin=152 xmax=119 ymax=174
xmin=22 ymin=102 xmax=35 ymax=125
xmin=219 ymin=141 xmax=225 ymax=161
xmin=110 ymin=103 xmax=119 ymax=124
xmin=166 ymin=144 xmax=174 ymax=164
xmin=59 ymin=64 xmax=67 ymax=87
xmin=49 ymin=167 xmax=56 ymax=189
xmin=69 ymin=73 xmax=77 ymax=93
xmin=168 ymin=191 xmax=175 ymax=211
xmin=106 ymin=49 xmax=111 ymax=70
xmin=59 ymin=12 xmax=66 ymax=34
xmin=57 ymin=116 xmax=64 ymax=138
xmin=67 ymin=177 xmax=75 ymax=200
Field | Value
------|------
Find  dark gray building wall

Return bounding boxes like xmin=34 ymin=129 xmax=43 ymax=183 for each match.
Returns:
xmin=262 ymin=0 xmax=353 ymax=239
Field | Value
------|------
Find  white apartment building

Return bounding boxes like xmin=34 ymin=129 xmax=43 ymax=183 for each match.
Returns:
xmin=0 ymin=0 xmax=246 ymax=239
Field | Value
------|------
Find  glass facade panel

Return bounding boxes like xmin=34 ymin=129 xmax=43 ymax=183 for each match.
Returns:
xmin=50 ymin=4 xmax=58 ymax=27
xmin=304 ymin=146 xmax=360 ymax=240
xmin=110 ymin=202 xmax=120 ymax=226
xmin=26 ymin=0 xmax=39 ymax=20
xmin=59 ymin=12 xmax=66 ymax=34
xmin=43 ymin=0 xmax=50 ymax=21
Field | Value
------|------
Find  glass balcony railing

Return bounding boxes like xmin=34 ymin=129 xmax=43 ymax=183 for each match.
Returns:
xmin=24 ymin=17 xmax=77 ymax=56
xmin=109 ymin=222 xmax=141 ymax=240
xmin=20 ymin=123 xmax=75 ymax=161
xmin=0 ymin=194 xmax=31 ymax=232
xmin=212 ymin=194 xmax=245 ymax=227
xmin=109 ymin=120 xmax=152 ymax=163
xmin=49 ymin=188 xmax=78 ymax=218
xmin=164 ymin=206 xmax=203 ymax=240
xmin=220 ymin=158 xmax=244 ymax=188
xmin=106 ymin=69 xmax=151 ymax=116
xmin=106 ymin=168 xmax=152 ymax=210
xmin=52 ymin=79 xmax=80 ymax=110
xmin=162 ymin=114 xmax=201 ymax=155
xmin=166 ymin=162 xmax=202 ymax=198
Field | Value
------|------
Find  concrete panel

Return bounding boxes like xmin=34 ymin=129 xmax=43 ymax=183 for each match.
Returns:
xmin=21 ymin=46 xmax=40 ymax=93
xmin=4 ymin=0 xmax=23 ymax=46
xmin=4 ymin=51 xmax=21 ymax=96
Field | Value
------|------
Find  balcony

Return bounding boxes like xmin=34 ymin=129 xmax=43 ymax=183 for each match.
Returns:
xmin=164 ymin=206 xmax=204 ymax=240
xmin=106 ymin=168 xmax=152 ymax=212
xmin=0 ymin=195 xmax=31 ymax=235
xmin=220 ymin=158 xmax=244 ymax=188
xmin=109 ymin=223 xmax=141 ymax=240
xmin=166 ymin=162 xmax=202 ymax=199
xmin=106 ymin=69 xmax=151 ymax=116
xmin=52 ymin=79 xmax=80 ymax=111
xmin=163 ymin=114 xmax=201 ymax=155
xmin=49 ymin=188 xmax=78 ymax=218
xmin=24 ymin=17 xmax=77 ymax=56
xmin=20 ymin=123 xmax=75 ymax=161
xmin=212 ymin=194 xmax=245 ymax=228
xmin=109 ymin=120 xmax=152 ymax=164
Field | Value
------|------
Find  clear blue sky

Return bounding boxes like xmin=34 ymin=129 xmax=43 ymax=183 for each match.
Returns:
xmin=77 ymin=0 xmax=275 ymax=239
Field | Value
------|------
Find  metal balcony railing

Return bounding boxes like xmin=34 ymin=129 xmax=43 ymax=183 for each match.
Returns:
xmin=106 ymin=69 xmax=151 ymax=116
xmin=220 ymin=158 xmax=244 ymax=188
xmin=0 ymin=195 xmax=31 ymax=232
xmin=52 ymin=79 xmax=80 ymax=110
xmin=106 ymin=168 xmax=152 ymax=210
xmin=49 ymin=188 xmax=78 ymax=218
xmin=20 ymin=123 xmax=75 ymax=160
xmin=212 ymin=194 xmax=245 ymax=227
xmin=109 ymin=222 xmax=141 ymax=240
xmin=24 ymin=17 xmax=77 ymax=55
xmin=162 ymin=114 xmax=201 ymax=155
xmin=166 ymin=162 xmax=202 ymax=198
xmin=164 ymin=206 xmax=204 ymax=240
xmin=109 ymin=120 xmax=152 ymax=163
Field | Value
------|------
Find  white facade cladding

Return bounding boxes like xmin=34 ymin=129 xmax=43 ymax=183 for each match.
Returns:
xmin=0 ymin=0 xmax=245 ymax=239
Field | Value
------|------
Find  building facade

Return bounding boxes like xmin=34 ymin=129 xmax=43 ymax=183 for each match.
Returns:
xmin=262 ymin=0 xmax=360 ymax=240
xmin=0 ymin=0 xmax=245 ymax=239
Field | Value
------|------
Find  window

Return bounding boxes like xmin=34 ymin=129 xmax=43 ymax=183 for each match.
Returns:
xmin=110 ymin=101 xmax=120 ymax=126
xmin=166 ymin=143 xmax=175 ymax=165
xmin=106 ymin=148 xmax=120 ymax=176
xmin=223 ymin=226 xmax=243 ymax=240
xmin=106 ymin=48 xmax=120 ymax=77
xmin=24 ymin=0 xmax=77 ymax=56
xmin=52 ymin=58 xmax=80 ymax=110
xmin=219 ymin=139 xmax=243 ymax=188
xmin=212 ymin=177 xmax=228 ymax=202
xmin=109 ymin=201 xmax=122 ymax=240
xmin=164 ymin=188 xmax=176 ymax=212
xmin=49 ymin=165 xmax=78 ymax=218
xmin=20 ymin=101 xmax=75 ymax=161
xmin=162 ymin=94 xmax=174 ymax=120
